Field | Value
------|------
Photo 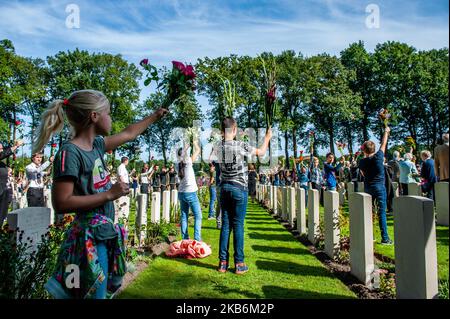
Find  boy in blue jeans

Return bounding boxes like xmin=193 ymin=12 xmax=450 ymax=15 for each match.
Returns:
xmin=358 ymin=126 xmax=392 ymax=245
xmin=211 ymin=117 xmax=272 ymax=274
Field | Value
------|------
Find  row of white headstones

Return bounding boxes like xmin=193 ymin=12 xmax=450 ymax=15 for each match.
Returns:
xmin=6 ymin=188 xmax=180 ymax=255
xmin=255 ymin=181 xmax=449 ymax=299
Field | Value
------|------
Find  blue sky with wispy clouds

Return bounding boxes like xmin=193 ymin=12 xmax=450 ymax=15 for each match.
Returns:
xmin=1 ymin=0 xmax=448 ymax=158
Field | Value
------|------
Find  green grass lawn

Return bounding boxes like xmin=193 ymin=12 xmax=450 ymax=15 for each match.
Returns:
xmin=313 ymin=200 xmax=449 ymax=281
xmin=118 ymin=200 xmax=356 ymax=299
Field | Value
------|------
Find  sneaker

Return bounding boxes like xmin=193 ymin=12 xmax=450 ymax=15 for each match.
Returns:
xmin=218 ymin=261 xmax=228 ymax=273
xmin=381 ymin=239 xmax=393 ymax=245
xmin=235 ymin=263 xmax=249 ymax=275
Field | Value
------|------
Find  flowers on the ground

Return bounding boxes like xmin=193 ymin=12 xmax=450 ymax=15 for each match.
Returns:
xmin=15 ymin=120 xmax=21 ymax=126
xmin=141 ymin=58 xmax=196 ymax=109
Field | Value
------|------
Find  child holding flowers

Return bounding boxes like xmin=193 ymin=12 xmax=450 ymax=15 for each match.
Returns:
xmin=211 ymin=117 xmax=272 ymax=274
xmin=35 ymin=89 xmax=167 ymax=298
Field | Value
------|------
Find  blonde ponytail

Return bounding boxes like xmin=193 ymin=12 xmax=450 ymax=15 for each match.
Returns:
xmin=32 ymin=99 xmax=65 ymax=154
xmin=32 ymin=90 xmax=109 ymax=154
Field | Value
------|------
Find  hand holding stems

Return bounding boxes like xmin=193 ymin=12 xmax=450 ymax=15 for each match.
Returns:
xmin=11 ymin=139 xmax=24 ymax=152
xmin=107 ymin=182 xmax=130 ymax=201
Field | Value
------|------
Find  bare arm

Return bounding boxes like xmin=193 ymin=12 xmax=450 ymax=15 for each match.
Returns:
xmin=253 ymin=128 xmax=272 ymax=157
xmin=52 ymin=178 xmax=129 ymax=213
xmin=191 ymin=139 xmax=201 ymax=163
xmin=104 ymin=108 xmax=168 ymax=151
xmin=380 ymin=126 xmax=390 ymax=154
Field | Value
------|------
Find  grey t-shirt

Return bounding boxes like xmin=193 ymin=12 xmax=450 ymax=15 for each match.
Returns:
xmin=212 ymin=140 xmax=255 ymax=188
xmin=53 ymin=136 xmax=114 ymax=220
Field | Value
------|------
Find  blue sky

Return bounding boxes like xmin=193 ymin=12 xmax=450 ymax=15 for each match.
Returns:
xmin=1 ymin=0 xmax=448 ymax=159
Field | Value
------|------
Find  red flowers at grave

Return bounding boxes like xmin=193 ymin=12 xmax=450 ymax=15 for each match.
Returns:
xmin=15 ymin=120 xmax=21 ymax=126
xmin=107 ymin=150 xmax=113 ymax=154
xmin=51 ymin=143 xmax=57 ymax=148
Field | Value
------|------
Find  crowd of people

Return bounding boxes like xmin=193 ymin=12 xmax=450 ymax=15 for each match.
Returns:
xmin=0 ymin=88 xmax=448 ymax=299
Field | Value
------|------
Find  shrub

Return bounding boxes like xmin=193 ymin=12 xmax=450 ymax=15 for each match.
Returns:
xmin=144 ymin=222 xmax=178 ymax=248
xmin=0 ymin=215 xmax=73 ymax=299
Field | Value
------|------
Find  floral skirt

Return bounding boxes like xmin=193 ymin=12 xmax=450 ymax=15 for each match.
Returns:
xmin=45 ymin=213 xmax=127 ymax=299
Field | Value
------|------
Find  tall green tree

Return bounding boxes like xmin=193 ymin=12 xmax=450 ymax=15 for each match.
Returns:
xmin=46 ymin=49 xmax=141 ymax=160
xmin=305 ymin=54 xmax=362 ymax=154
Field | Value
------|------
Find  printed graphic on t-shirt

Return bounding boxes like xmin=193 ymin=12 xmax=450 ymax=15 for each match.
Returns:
xmin=93 ymin=158 xmax=112 ymax=191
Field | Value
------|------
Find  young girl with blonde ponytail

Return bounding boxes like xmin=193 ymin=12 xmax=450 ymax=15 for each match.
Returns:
xmin=39 ymin=89 xmax=167 ymax=299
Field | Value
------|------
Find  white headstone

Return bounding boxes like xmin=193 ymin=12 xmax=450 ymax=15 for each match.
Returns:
xmin=393 ymin=196 xmax=438 ymax=299
xmin=151 ymin=192 xmax=161 ymax=223
xmin=435 ymin=182 xmax=449 ymax=226
xmin=337 ymin=182 xmax=346 ymax=206
xmin=268 ymin=186 xmax=273 ymax=209
xmin=273 ymin=186 xmax=278 ymax=215
xmin=171 ymin=189 xmax=178 ymax=220
xmin=408 ymin=183 xmax=422 ymax=197
xmin=349 ymin=192 xmax=374 ymax=287
xmin=347 ymin=182 xmax=355 ymax=196
xmin=288 ymin=187 xmax=296 ymax=227
xmin=7 ymin=207 xmax=52 ymax=253
xmin=392 ymin=182 xmax=400 ymax=198
xmin=135 ymin=194 xmax=148 ymax=244
xmin=162 ymin=190 xmax=171 ymax=222
xmin=44 ymin=188 xmax=55 ymax=225
xmin=277 ymin=187 xmax=282 ymax=217
xmin=324 ymin=191 xmax=340 ymax=260
xmin=307 ymin=189 xmax=320 ymax=244
xmin=357 ymin=182 xmax=364 ymax=193
xmin=296 ymin=187 xmax=306 ymax=235
xmin=282 ymin=187 xmax=288 ymax=220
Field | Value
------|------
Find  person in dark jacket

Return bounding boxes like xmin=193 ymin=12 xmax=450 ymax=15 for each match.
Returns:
xmin=384 ymin=161 xmax=395 ymax=213
xmin=420 ymin=150 xmax=437 ymax=200
xmin=0 ymin=140 xmax=24 ymax=225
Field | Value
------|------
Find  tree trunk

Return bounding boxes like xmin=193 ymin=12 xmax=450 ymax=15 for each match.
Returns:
xmin=284 ymin=130 xmax=289 ymax=169
xmin=362 ymin=104 xmax=369 ymax=142
xmin=13 ymin=110 xmax=16 ymax=142
xmin=292 ymin=127 xmax=298 ymax=158
xmin=329 ymin=129 xmax=335 ymax=155
xmin=346 ymin=125 xmax=354 ymax=155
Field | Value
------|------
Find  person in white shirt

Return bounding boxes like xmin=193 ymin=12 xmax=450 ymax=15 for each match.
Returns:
xmin=117 ymin=157 xmax=134 ymax=186
xmin=25 ymin=152 xmax=54 ymax=207
xmin=140 ymin=163 xmax=153 ymax=194
xmin=176 ymin=139 xmax=202 ymax=241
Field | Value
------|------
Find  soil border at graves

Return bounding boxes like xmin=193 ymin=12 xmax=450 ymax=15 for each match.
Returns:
xmin=263 ymin=204 xmax=394 ymax=299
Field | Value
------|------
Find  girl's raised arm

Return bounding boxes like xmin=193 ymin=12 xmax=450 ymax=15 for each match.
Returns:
xmin=104 ymin=108 xmax=168 ymax=151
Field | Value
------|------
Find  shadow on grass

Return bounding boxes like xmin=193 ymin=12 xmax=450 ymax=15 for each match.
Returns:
xmin=251 ymin=244 xmax=307 ymax=255
xmin=437 ymin=227 xmax=449 ymax=246
xmin=212 ymin=283 xmax=262 ymax=298
xmin=255 ymin=257 xmax=333 ymax=278
xmin=246 ymin=221 xmax=276 ymax=225
xmin=248 ymin=232 xmax=294 ymax=241
xmin=262 ymin=285 xmax=354 ymax=299
xmin=160 ymin=255 xmax=218 ymax=271
xmin=247 ymin=227 xmax=287 ymax=232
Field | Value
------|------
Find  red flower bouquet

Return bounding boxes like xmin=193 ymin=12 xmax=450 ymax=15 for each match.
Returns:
xmin=141 ymin=58 xmax=196 ymax=109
